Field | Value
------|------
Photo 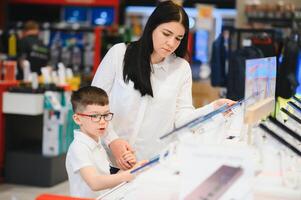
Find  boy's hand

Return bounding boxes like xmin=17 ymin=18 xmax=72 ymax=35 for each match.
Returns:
xmin=119 ymin=160 xmax=149 ymax=183
xmin=109 ymin=139 xmax=134 ymax=170
xmin=130 ymin=160 xmax=149 ymax=173
xmin=122 ymin=150 xmax=136 ymax=166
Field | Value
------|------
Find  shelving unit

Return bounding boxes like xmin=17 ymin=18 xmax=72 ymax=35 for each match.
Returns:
xmin=3 ymin=91 xmax=67 ymax=186
xmin=0 ymin=81 xmax=18 ymax=183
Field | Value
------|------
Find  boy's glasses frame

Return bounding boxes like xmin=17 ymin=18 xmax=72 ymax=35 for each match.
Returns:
xmin=76 ymin=112 xmax=114 ymax=122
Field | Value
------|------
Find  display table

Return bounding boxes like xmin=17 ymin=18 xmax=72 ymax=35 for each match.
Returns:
xmin=3 ymin=91 xmax=67 ymax=186
xmin=0 ymin=81 xmax=18 ymax=183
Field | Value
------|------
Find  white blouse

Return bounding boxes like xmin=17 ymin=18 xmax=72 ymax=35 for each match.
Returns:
xmin=92 ymin=43 xmax=214 ymax=160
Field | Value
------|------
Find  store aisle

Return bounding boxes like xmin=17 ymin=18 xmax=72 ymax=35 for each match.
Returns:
xmin=0 ymin=181 xmax=69 ymax=200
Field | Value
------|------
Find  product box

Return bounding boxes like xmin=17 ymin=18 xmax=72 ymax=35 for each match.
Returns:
xmin=42 ymin=91 xmax=75 ymax=156
xmin=3 ymin=92 xmax=44 ymax=115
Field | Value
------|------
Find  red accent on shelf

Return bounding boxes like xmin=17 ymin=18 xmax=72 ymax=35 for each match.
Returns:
xmin=93 ymin=27 xmax=102 ymax=75
xmin=0 ymin=81 xmax=19 ymax=183
xmin=36 ymin=194 xmax=93 ymax=200
xmin=9 ymin=0 xmax=118 ymax=6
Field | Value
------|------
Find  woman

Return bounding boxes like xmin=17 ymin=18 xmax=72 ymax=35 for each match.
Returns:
xmin=92 ymin=1 xmax=234 ymax=172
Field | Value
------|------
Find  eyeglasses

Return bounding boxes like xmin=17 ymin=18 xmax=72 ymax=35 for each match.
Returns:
xmin=77 ymin=112 xmax=114 ymax=122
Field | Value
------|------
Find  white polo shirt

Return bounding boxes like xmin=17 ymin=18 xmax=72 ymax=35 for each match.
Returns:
xmin=66 ymin=129 xmax=110 ymax=198
xmin=92 ymin=43 xmax=216 ymax=161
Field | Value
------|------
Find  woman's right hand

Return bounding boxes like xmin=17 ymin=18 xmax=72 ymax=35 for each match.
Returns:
xmin=212 ymin=98 xmax=236 ymax=117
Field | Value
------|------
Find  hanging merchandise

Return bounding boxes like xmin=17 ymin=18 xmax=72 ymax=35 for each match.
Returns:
xmin=226 ymin=46 xmax=264 ymax=101
xmin=41 ymin=22 xmax=51 ymax=46
xmin=210 ymin=30 xmax=230 ymax=87
xmin=83 ymin=43 xmax=94 ymax=74
xmin=49 ymin=31 xmax=62 ymax=67
xmin=210 ymin=28 xmax=277 ymax=100
xmin=295 ymin=51 xmax=301 ymax=95
xmin=82 ymin=32 xmax=94 ymax=74
xmin=60 ymin=46 xmax=72 ymax=68
xmin=226 ymin=29 xmax=278 ymax=100
xmin=251 ymin=33 xmax=276 ymax=57
xmin=276 ymin=33 xmax=300 ymax=99
xmin=71 ymin=45 xmax=82 ymax=73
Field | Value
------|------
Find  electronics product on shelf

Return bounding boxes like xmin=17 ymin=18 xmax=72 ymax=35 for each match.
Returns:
xmin=293 ymin=95 xmax=301 ymax=106
xmin=259 ymin=123 xmax=301 ymax=156
xmin=184 ymin=165 xmax=243 ymax=200
xmin=130 ymin=151 xmax=169 ymax=174
xmin=160 ymin=90 xmax=262 ymax=140
xmin=280 ymin=107 xmax=301 ymax=124
xmin=159 ymin=104 xmax=228 ymax=140
xmin=268 ymin=116 xmax=301 ymax=141
xmin=288 ymin=101 xmax=301 ymax=114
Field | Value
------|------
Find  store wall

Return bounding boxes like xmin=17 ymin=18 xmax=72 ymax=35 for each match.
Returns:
xmin=236 ymin=0 xmax=301 ymax=27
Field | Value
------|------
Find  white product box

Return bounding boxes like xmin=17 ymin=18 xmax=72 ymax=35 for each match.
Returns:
xmin=42 ymin=111 xmax=60 ymax=156
xmin=3 ymin=92 xmax=44 ymax=115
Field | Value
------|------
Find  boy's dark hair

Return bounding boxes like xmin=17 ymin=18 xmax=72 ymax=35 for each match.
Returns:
xmin=123 ymin=0 xmax=189 ymax=97
xmin=71 ymin=86 xmax=109 ymax=113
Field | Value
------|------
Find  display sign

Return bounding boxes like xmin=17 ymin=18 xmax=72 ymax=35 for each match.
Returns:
xmin=63 ymin=6 xmax=89 ymax=24
xmin=196 ymin=4 xmax=214 ymax=30
xmin=91 ymin=7 xmax=114 ymax=26
xmin=194 ymin=29 xmax=209 ymax=63
xmin=245 ymin=57 xmax=277 ymax=107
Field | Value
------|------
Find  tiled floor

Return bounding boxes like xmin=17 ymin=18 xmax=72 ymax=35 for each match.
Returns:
xmin=0 ymin=181 xmax=69 ymax=200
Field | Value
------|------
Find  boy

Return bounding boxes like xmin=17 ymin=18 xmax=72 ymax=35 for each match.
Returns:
xmin=66 ymin=86 xmax=138 ymax=198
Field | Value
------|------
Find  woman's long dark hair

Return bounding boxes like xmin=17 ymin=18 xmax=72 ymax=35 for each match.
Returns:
xmin=123 ymin=1 xmax=189 ymax=97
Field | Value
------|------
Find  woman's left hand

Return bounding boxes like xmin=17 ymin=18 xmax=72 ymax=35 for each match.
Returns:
xmin=212 ymin=98 xmax=236 ymax=116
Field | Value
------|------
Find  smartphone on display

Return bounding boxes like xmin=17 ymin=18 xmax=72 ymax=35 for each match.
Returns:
xmin=185 ymin=165 xmax=243 ymax=200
